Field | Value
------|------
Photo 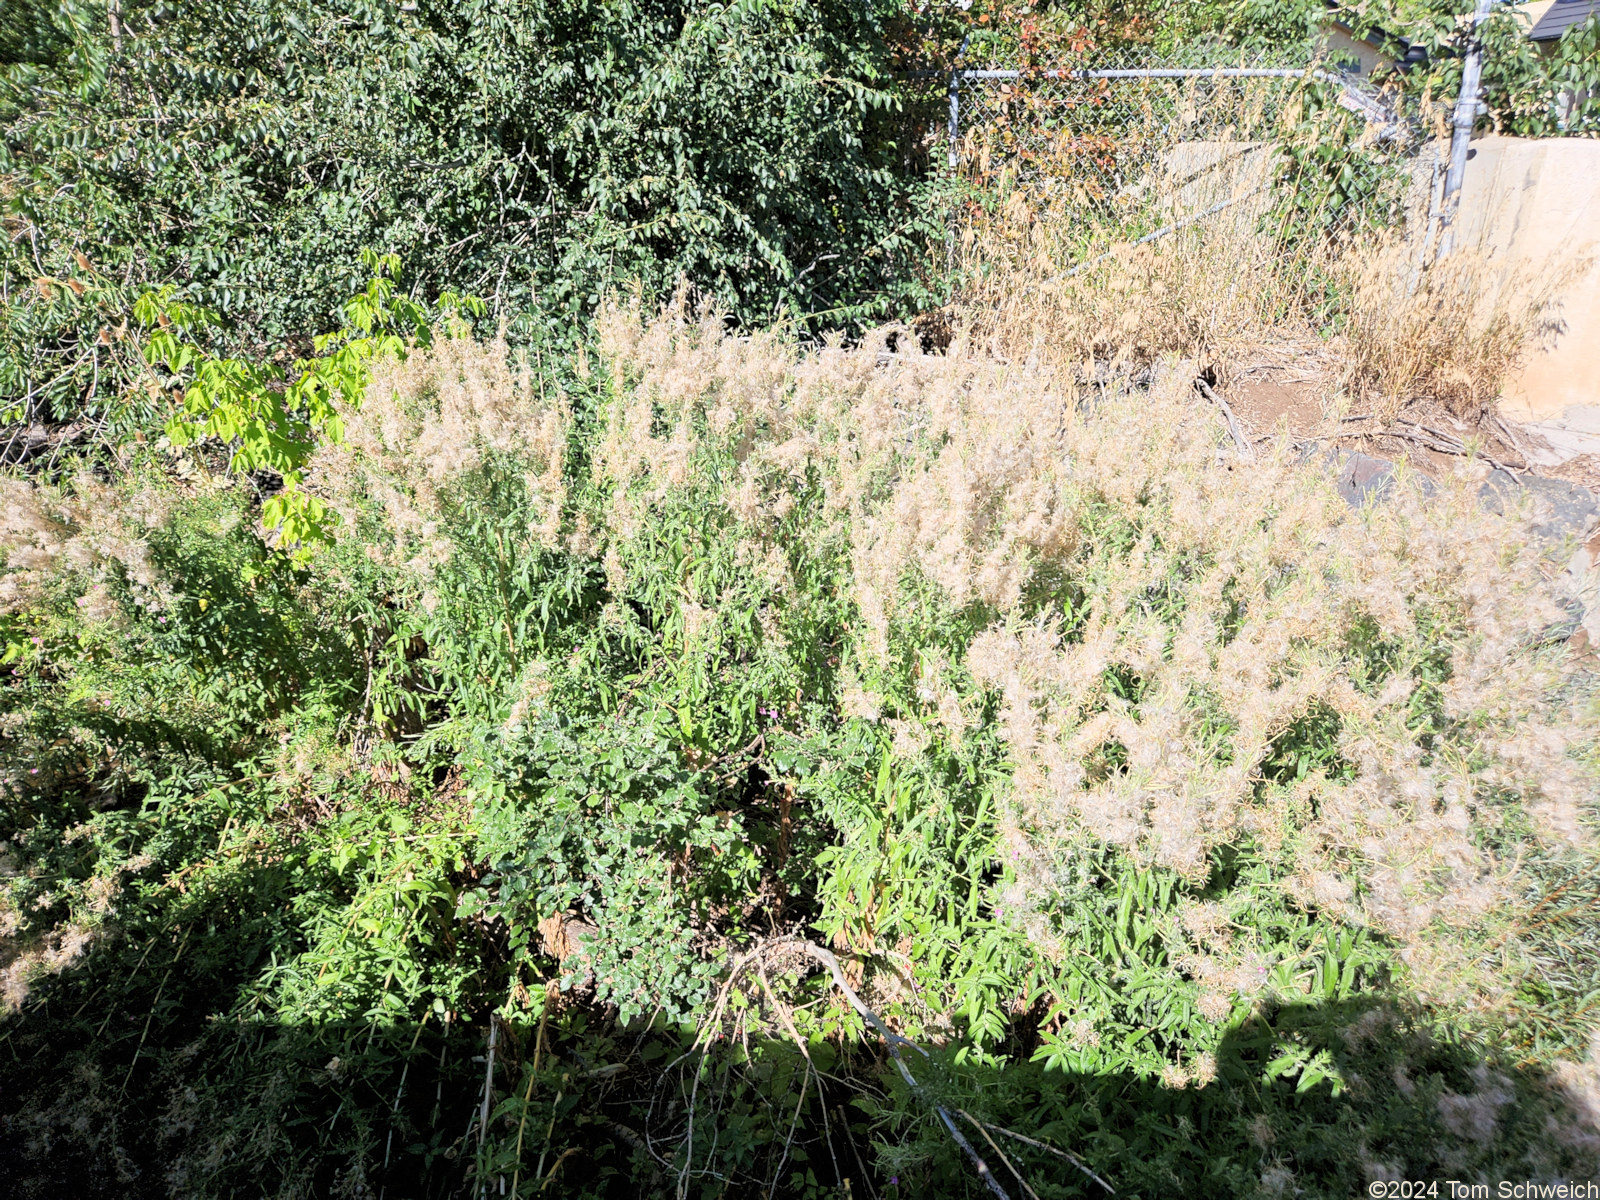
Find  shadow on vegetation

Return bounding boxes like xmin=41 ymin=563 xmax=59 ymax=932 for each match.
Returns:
xmin=4 ymin=862 xmax=1597 ymax=1200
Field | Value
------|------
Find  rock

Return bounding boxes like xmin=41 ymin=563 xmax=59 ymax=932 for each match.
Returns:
xmin=1310 ymin=450 xmax=1438 ymax=507
xmin=1315 ymin=452 xmax=1600 ymax=648
xmin=1335 ymin=452 xmax=1399 ymax=506
xmin=1311 ymin=450 xmax=1597 ymax=547
xmin=1477 ymin=469 xmax=1599 ymax=546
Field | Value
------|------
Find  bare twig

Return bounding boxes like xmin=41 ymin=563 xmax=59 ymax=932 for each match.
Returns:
xmin=473 ymin=1014 xmax=505 ymax=1198
xmin=675 ymin=943 xmax=770 ymax=1197
xmin=539 ymin=1147 xmax=579 ymax=1191
xmin=793 ymin=942 xmax=1011 ymax=1200
xmin=756 ymin=958 xmax=812 ymax=1065
xmin=772 ymin=1054 xmax=811 ymax=1192
xmin=679 ymin=939 xmax=1017 ymax=1200
xmin=477 ymin=1015 xmax=499 ymax=1150
xmin=957 ymin=1110 xmax=1043 ymax=1200
xmin=1392 ymin=416 xmax=1519 ymax=474
xmin=1491 ymin=413 xmax=1540 ymax=466
xmin=981 ymin=1121 xmax=1115 ymax=1194
xmin=934 ymin=1110 xmax=1013 ymax=1200
xmin=1194 ymin=378 xmax=1252 ymax=457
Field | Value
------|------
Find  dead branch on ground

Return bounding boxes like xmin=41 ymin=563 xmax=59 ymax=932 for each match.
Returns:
xmin=1194 ymin=378 xmax=1252 ymax=457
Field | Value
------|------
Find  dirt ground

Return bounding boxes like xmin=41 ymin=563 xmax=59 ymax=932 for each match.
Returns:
xmin=1215 ymin=351 xmax=1600 ymax=493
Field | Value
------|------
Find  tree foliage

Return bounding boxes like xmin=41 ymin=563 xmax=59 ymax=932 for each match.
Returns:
xmin=1332 ymin=1 xmax=1600 ymax=134
xmin=1 ymin=0 xmax=944 ymax=426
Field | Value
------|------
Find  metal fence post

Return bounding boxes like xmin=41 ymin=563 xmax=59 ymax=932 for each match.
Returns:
xmin=1438 ymin=0 xmax=1496 ymax=259
xmin=948 ymin=68 xmax=961 ymax=171
xmin=945 ymin=68 xmax=961 ymax=277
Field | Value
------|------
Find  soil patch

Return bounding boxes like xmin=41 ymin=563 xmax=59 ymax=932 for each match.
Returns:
xmin=1215 ymin=355 xmax=1575 ymax=489
xmin=1225 ymin=376 xmax=1328 ymax=439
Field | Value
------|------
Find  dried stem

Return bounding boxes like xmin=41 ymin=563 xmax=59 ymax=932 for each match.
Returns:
xmin=686 ymin=938 xmax=1021 ymax=1200
xmin=980 ymin=1121 xmax=1116 ymax=1194
xmin=1194 ymin=378 xmax=1252 ymax=457
xmin=956 ymin=1109 xmax=1043 ymax=1200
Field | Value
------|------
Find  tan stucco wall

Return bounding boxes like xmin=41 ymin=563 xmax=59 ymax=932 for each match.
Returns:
xmin=1443 ymin=135 xmax=1600 ymax=424
xmin=1519 ymin=0 xmax=1560 ymax=33
xmin=1323 ymin=29 xmax=1386 ymax=78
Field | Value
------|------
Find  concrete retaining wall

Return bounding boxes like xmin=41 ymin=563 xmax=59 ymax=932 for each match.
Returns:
xmin=1445 ymin=136 xmax=1600 ymax=426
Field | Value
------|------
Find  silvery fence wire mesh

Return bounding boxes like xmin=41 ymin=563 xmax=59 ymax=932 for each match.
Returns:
xmin=945 ymin=51 xmax=1450 ymax=295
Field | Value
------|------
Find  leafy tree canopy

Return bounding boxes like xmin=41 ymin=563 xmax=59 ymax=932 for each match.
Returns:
xmin=1 ymin=0 xmax=943 ymax=425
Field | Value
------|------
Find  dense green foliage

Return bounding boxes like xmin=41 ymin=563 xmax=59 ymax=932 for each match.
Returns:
xmin=2 ymin=286 xmax=1598 ymax=1197
xmin=6 ymin=0 xmax=1595 ymax=436
xmin=1333 ymin=1 xmax=1600 ymax=133
xmin=1 ymin=0 xmax=945 ymax=426
xmin=3 ymin=2 xmax=1600 ymax=1198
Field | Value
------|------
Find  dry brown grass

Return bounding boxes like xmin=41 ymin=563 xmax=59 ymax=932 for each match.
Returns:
xmin=951 ymin=188 xmax=1570 ymax=432
xmin=947 ymin=90 xmax=1568 ymax=428
xmin=1337 ymin=240 xmax=1579 ymax=423
xmin=950 ymin=167 xmax=1297 ymax=375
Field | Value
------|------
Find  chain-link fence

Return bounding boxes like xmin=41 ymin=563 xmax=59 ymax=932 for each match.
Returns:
xmin=946 ymin=51 xmax=1447 ymax=288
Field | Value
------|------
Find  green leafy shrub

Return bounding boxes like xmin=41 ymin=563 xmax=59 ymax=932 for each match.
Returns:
xmin=1 ymin=0 xmax=946 ymax=429
xmin=1340 ymin=2 xmax=1600 ymax=137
